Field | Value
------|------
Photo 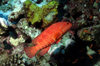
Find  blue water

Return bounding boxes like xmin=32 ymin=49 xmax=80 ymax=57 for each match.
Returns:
xmin=0 ymin=10 xmax=12 ymax=26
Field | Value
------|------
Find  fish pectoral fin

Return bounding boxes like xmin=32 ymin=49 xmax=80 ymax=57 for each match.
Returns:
xmin=37 ymin=46 xmax=51 ymax=56
xmin=56 ymin=32 xmax=62 ymax=39
xmin=56 ymin=38 xmax=61 ymax=44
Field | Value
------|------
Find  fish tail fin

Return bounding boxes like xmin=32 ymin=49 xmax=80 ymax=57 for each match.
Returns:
xmin=24 ymin=46 xmax=38 ymax=58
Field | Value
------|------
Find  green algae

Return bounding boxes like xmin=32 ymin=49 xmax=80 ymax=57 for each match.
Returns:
xmin=24 ymin=0 xmax=58 ymax=27
xmin=24 ymin=0 xmax=32 ymax=9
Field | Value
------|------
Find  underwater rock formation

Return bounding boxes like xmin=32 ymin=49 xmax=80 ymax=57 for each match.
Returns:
xmin=1 ymin=53 xmax=26 ymax=66
xmin=17 ymin=18 xmax=41 ymax=39
xmin=93 ymin=26 xmax=100 ymax=51
xmin=7 ymin=0 xmax=26 ymax=22
xmin=48 ymin=32 xmax=74 ymax=55
xmin=78 ymin=24 xmax=100 ymax=42
xmin=8 ymin=10 xmax=25 ymax=22
xmin=11 ymin=44 xmax=24 ymax=55
xmin=0 ymin=51 xmax=9 ymax=65
xmin=0 ymin=0 xmax=13 ymax=12
xmin=77 ymin=27 xmax=94 ymax=41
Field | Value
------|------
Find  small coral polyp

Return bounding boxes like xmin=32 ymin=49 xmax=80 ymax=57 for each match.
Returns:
xmin=24 ymin=0 xmax=58 ymax=27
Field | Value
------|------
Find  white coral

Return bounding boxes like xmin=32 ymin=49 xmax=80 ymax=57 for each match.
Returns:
xmin=48 ymin=32 xmax=74 ymax=55
xmin=0 ymin=17 xmax=8 ymax=28
xmin=10 ymin=0 xmax=26 ymax=12
xmin=9 ymin=35 xmax=25 ymax=46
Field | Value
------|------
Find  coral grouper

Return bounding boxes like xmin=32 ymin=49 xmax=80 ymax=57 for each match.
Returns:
xmin=24 ymin=22 xmax=72 ymax=58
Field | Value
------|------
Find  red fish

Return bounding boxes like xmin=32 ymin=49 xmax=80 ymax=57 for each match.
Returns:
xmin=24 ymin=22 xmax=72 ymax=58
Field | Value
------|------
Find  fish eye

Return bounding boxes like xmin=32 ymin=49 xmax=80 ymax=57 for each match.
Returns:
xmin=67 ymin=23 xmax=69 ymax=25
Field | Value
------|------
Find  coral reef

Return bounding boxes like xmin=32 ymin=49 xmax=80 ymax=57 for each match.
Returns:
xmin=0 ymin=4 xmax=12 ymax=12
xmin=8 ymin=10 xmax=25 ymax=22
xmin=0 ymin=51 xmax=9 ymax=65
xmin=8 ymin=0 xmax=58 ymax=27
xmin=1 ymin=53 xmax=26 ymax=66
xmin=0 ymin=0 xmax=100 ymax=66
xmin=17 ymin=18 xmax=41 ymax=39
xmin=9 ymin=35 xmax=25 ymax=46
xmin=78 ymin=27 xmax=94 ymax=41
xmin=7 ymin=0 xmax=26 ymax=22
xmin=11 ymin=44 xmax=24 ymax=55
xmin=0 ymin=0 xmax=13 ymax=12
